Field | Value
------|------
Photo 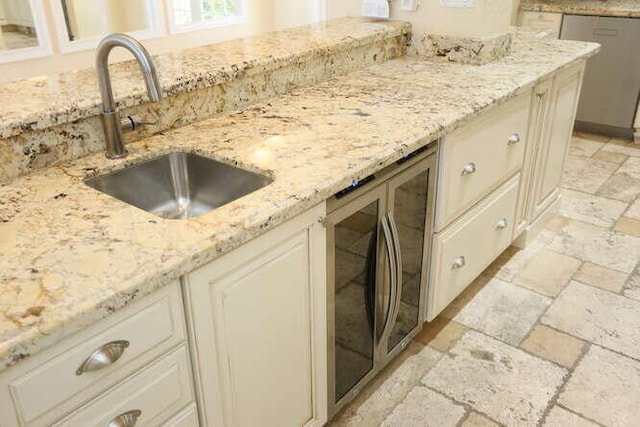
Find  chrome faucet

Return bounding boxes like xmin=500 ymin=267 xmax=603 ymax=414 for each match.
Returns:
xmin=96 ymin=33 xmax=162 ymax=159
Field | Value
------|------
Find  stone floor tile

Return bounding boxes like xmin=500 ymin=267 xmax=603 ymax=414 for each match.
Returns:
xmin=520 ymin=324 xmax=586 ymax=368
xmin=544 ymin=215 xmax=572 ymax=232
xmin=513 ymin=249 xmax=581 ymax=297
xmin=415 ymin=316 xmax=467 ymax=352
xmin=622 ymin=267 xmax=640 ymax=302
xmin=559 ymin=346 xmax=640 ymax=427
xmin=596 ymin=172 xmax=640 ymax=202
xmin=601 ymin=140 xmax=640 ymax=157
xmin=573 ymin=261 xmax=628 ymax=293
xmin=559 ymin=188 xmax=628 ymax=228
xmin=483 ymin=230 xmax=557 ymax=284
xmin=569 ymin=137 xmax=605 ymax=158
xmin=543 ymin=406 xmax=599 ymax=427
xmin=562 ymin=156 xmax=618 ymax=194
xmin=381 ymin=387 xmax=465 ymax=427
xmin=329 ymin=344 xmax=442 ymax=427
xmin=592 ymin=149 xmax=629 ymax=165
xmin=423 ymin=331 xmax=567 ymax=426
xmin=617 ymin=156 xmax=640 ymax=178
xmin=453 ymin=278 xmax=551 ymax=345
xmin=614 ymin=216 xmax=640 ymax=238
xmin=547 ymin=220 xmax=640 ymax=273
xmin=543 ymin=281 xmax=640 ymax=360
xmin=461 ymin=412 xmax=500 ymax=427
xmin=625 ymin=199 xmax=640 ymax=220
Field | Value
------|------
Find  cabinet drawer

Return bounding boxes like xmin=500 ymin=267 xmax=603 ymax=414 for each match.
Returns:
xmin=437 ymin=93 xmax=529 ymax=230
xmin=4 ymin=282 xmax=185 ymax=426
xmin=53 ymin=345 xmax=194 ymax=427
xmin=164 ymin=403 xmax=199 ymax=427
xmin=429 ymin=174 xmax=520 ymax=319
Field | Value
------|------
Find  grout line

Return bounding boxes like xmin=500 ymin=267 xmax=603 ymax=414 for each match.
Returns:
xmin=536 ymin=341 xmax=592 ymax=427
xmin=555 ymin=403 xmax=606 ymax=427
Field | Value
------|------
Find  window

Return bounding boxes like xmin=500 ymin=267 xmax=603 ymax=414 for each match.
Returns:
xmin=168 ymin=0 xmax=243 ymax=33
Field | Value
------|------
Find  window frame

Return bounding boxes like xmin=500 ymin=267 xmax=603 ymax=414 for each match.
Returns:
xmin=0 ymin=0 xmax=52 ymax=65
xmin=49 ymin=0 xmax=165 ymax=53
xmin=165 ymin=0 xmax=247 ymax=35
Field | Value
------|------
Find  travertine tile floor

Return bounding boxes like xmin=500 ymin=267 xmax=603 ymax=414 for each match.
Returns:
xmin=329 ymin=133 xmax=640 ymax=427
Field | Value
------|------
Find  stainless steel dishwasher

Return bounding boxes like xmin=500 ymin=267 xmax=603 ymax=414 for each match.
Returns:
xmin=326 ymin=141 xmax=437 ymax=417
xmin=561 ymin=14 xmax=640 ymax=139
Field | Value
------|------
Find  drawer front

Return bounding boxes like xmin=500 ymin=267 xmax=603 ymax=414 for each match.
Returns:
xmin=163 ymin=403 xmax=200 ymax=427
xmin=437 ymin=93 xmax=529 ymax=230
xmin=429 ymin=174 xmax=520 ymax=319
xmin=9 ymin=282 xmax=185 ymax=426
xmin=53 ymin=345 xmax=194 ymax=427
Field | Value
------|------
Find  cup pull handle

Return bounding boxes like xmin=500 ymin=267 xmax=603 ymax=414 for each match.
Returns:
xmin=451 ymin=256 xmax=466 ymax=269
xmin=76 ymin=340 xmax=129 ymax=375
xmin=496 ymin=218 xmax=509 ymax=229
xmin=461 ymin=163 xmax=476 ymax=176
xmin=508 ymin=133 xmax=521 ymax=145
xmin=108 ymin=409 xmax=142 ymax=427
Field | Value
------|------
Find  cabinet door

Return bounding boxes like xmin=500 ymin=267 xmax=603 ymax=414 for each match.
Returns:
xmin=184 ymin=205 xmax=327 ymax=427
xmin=530 ymin=63 xmax=584 ymax=220
xmin=514 ymin=79 xmax=553 ymax=237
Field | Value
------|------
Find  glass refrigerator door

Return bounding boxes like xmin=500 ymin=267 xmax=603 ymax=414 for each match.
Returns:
xmin=386 ymin=155 xmax=435 ymax=353
xmin=327 ymin=185 xmax=386 ymax=408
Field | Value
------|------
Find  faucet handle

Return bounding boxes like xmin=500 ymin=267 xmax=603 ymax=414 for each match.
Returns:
xmin=121 ymin=116 xmax=157 ymax=132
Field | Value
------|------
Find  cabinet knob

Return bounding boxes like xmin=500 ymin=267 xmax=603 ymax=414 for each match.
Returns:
xmin=507 ymin=133 xmax=521 ymax=145
xmin=108 ymin=410 xmax=142 ymax=427
xmin=76 ymin=340 xmax=130 ymax=375
xmin=461 ymin=163 xmax=476 ymax=176
xmin=536 ymin=92 xmax=545 ymax=99
xmin=451 ymin=256 xmax=466 ymax=269
xmin=496 ymin=218 xmax=509 ymax=229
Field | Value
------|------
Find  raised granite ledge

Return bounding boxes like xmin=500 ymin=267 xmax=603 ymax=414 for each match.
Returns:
xmin=0 ymin=17 xmax=410 ymax=141
xmin=520 ymin=0 xmax=640 ymax=17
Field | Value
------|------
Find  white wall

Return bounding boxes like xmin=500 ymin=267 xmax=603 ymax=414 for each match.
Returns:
xmin=327 ymin=0 xmax=518 ymax=37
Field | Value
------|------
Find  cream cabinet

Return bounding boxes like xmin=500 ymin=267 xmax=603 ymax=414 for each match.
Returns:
xmin=0 ymin=281 xmax=195 ymax=427
xmin=427 ymin=93 xmax=530 ymax=320
xmin=515 ymin=61 xmax=585 ymax=246
xmin=183 ymin=204 xmax=327 ymax=427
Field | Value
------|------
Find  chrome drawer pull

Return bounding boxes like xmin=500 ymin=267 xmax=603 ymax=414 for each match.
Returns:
xmin=507 ymin=133 xmax=521 ymax=145
xmin=108 ymin=409 xmax=142 ymax=427
xmin=451 ymin=256 xmax=466 ymax=269
xmin=461 ymin=163 xmax=476 ymax=176
xmin=496 ymin=218 xmax=509 ymax=229
xmin=76 ymin=340 xmax=130 ymax=375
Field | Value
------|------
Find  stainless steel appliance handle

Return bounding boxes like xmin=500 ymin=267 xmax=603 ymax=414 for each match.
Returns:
xmin=386 ymin=212 xmax=403 ymax=338
xmin=379 ymin=214 xmax=397 ymax=341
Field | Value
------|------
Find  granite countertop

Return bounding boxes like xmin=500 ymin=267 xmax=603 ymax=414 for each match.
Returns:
xmin=0 ymin=33 xmax=599 ymax=371
xmin=520 ymin=0 xmax=640 ymax=17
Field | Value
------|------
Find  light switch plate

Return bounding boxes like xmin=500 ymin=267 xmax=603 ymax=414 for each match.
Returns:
xmin=439 ymin=0 xmax=474 ymax=7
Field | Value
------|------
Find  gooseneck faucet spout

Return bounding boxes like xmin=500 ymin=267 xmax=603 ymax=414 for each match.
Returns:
xmin=96 ymin=33 xmax=162 ymax=159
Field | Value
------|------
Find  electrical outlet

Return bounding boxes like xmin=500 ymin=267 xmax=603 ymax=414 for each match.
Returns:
xmin=401 ymin=0 xmax=419 ymax=11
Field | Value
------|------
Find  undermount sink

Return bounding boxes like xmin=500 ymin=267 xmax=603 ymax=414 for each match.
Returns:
xmin=85 ymin=152 xmax=272 ymax=219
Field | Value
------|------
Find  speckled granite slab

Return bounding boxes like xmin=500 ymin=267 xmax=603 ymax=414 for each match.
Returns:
xmin=0 ymin=33 xmax=599 ymax=371
xmin=520 ymin=0 xmax=640 ymax=17
xmin=411 ymin=32 xmax=513 ymax=65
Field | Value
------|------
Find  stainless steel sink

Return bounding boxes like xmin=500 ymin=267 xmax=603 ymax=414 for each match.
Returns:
xmin=85 ymin=152 xmax=272 ymax=219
